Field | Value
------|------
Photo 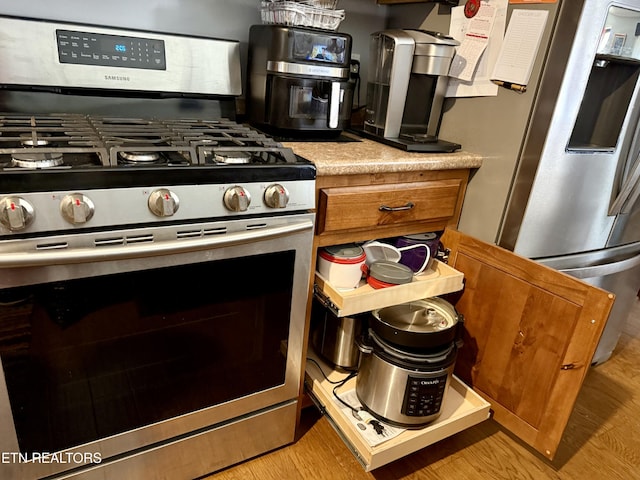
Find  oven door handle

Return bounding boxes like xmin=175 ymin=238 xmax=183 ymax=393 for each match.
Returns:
xmin=0 ymin=220 xmax=314 ymax=268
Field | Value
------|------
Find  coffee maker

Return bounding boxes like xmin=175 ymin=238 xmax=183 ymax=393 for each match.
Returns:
xmin=362 ymin=29 xmax=460 ymax=152
xmin=247 ymin=25 xmax=354 ymax=138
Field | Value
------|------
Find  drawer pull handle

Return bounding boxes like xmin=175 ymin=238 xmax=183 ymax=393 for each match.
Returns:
xmin=379 ymin=202 xmax=415 ymax=212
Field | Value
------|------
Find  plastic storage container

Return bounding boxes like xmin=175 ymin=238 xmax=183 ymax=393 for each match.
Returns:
xmin=317 ymin=244 xmax=366 ymax=289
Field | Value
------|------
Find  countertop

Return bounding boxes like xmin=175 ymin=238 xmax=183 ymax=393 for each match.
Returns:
xmin=282 ymin=132 xmax=483 ymax=176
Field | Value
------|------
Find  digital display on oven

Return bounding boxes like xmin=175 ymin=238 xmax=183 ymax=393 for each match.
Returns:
xmin=292 ymin=31 xmax=347 ymax=65
xmin=112 ymin=43 xmax=127 ymax=53
xmin=56 ymin=29 xmax=166 ymax=70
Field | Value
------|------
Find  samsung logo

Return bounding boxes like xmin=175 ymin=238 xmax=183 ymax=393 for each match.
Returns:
xmin=104 ymin=75 xmax=130 ymax=82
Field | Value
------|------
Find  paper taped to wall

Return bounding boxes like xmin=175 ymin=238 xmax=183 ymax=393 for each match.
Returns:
xmin=449 ymin=2 xmax=497 ymax=82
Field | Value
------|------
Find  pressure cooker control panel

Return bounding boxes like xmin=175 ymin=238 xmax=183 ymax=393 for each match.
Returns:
xmin=402 ymin=373 xmax=448 ymax=417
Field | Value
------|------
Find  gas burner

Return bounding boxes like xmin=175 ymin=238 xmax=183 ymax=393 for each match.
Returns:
xmin=20 ymin=133 xmax=52 ymax=147
xmin=118 ymin=151 xmax=162 ymax=163
xmin=11 ymin=152 xmax=65 ymax=168
xmin=213 ymin=152 xmax=252 ymax=164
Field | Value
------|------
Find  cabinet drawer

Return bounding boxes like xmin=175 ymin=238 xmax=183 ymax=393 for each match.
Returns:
xmin=316 ymin=180 xmax=462 ymax=235
xmin=305 ymin=351 xmax=490 ymax=472
xmin=314 ymin=260 xmax=464 ymax=317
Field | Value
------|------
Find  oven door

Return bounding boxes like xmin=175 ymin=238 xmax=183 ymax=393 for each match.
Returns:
xmin=0 ymin=213 xmax=314 ymax=479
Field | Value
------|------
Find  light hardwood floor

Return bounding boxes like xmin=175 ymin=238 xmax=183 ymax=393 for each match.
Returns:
xmin=207 ymin=299 xmax=640 ymax=480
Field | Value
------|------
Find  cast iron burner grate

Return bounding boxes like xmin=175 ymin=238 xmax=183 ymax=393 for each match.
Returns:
xmin=0 ymin=114 xmax=108 ymax=169
xmin=0 ymin=114 xmax=301 ymax=171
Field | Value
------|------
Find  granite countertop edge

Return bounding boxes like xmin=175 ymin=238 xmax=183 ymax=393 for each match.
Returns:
xmin=282 ymin=133 xmax=483 ymax=176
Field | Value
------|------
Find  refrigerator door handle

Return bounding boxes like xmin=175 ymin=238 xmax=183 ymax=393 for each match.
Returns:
xmin=558 ymin=251 xmax=640 ymax=279
xmin=610 ymin=150 xmax=640 ymax=215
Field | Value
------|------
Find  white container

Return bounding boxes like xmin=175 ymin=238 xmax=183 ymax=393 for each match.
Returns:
xmin=317 ymin=244 xmax=366 ymax=290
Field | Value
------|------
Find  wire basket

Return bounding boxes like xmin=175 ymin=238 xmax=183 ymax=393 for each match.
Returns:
xmin=264 ymin=0 xmax=339 ymax=9
xmin=260 ymin=1 xmax=345 ymax=31
xmin=296 ymin=0 xmax=339 ymax=8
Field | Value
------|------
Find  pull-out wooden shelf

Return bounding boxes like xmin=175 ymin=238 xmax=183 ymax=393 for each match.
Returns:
xmin=305 ymin=227 xmax=615 ymax=467
xmin=314 ymin=260 xmax=464 ymax=317
xmin=304 ymin=351 xmax=491 ymax=471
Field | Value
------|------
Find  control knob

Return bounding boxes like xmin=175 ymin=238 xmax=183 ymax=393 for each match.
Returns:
xmin=223 ymin=186 xmax=251 ymax=212
xmin=148 ymin=189 xmax=180 ymax=217
xmin=60 ymin=193 xmax=95 ymax=224
xmin=0 ymin=196 xmax=35 ymax=231
xmin=264 ymin=184 xmax=290 ymax=209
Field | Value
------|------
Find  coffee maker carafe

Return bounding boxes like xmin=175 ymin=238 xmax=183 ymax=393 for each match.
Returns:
xmin=247 ymin=25 xmax=354 ymax=138
xmin=363 ymin=29 xmax=460 ymax=152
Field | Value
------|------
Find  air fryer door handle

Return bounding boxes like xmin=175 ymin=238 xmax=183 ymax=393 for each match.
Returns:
xmin=328 ymin=81 xmax=341 ymax=129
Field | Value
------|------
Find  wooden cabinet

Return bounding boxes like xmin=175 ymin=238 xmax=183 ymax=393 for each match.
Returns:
xmin=303 ymin=169 xmax=615 ymax=469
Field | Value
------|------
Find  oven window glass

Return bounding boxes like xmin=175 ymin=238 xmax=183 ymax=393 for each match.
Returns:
xmin=0 ymin=250 xmax=295 ymax=456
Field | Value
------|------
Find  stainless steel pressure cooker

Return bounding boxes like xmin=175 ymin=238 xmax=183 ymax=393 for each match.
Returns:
xmin=355 ymin=297 xmax=463 ymax=428
xmin=311 ymin=298 xmax=364 ymax=370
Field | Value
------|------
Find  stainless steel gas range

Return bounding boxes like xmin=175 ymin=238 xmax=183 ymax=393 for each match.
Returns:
xmin=0 ymin=16 xmax=315 ymax=480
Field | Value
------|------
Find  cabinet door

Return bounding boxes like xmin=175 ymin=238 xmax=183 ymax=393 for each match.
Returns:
xmin=442 ymin=229 xmax=615 ymax=460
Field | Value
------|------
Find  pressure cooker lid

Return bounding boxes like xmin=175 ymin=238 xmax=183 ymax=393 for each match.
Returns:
xmin=374 ymin=297 xmax=458 ymax=334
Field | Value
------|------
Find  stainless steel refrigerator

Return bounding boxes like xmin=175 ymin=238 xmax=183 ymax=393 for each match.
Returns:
xmin=436 ymin=0 xmax=640 ymax=364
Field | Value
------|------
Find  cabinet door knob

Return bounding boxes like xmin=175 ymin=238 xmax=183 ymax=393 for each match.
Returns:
xmin=379 ymin=202 xmax=415 ymax=212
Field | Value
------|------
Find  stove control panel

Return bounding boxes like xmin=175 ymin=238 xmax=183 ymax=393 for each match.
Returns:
xmin=0 ymin=16 xmax=242 ymax=96
xmin=56 ymin=29 xmax=166 ymax=70
xmin=0 ymin=180 xmax=315 ymax=236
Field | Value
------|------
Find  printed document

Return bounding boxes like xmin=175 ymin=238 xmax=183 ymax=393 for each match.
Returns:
xmin=446 ymin=0 xmax=508 ymax=97
xmin=490 ymin=9 xmax=549 ymax=86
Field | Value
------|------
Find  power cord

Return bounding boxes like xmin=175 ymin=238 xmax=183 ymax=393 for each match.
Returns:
xmin=306 ymin=357 xmax=360 ymax=415
xmin=349 ymin=59 xmax=361 ymax=110
xmin=306 ymin=357 xmax=388 ymax=437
